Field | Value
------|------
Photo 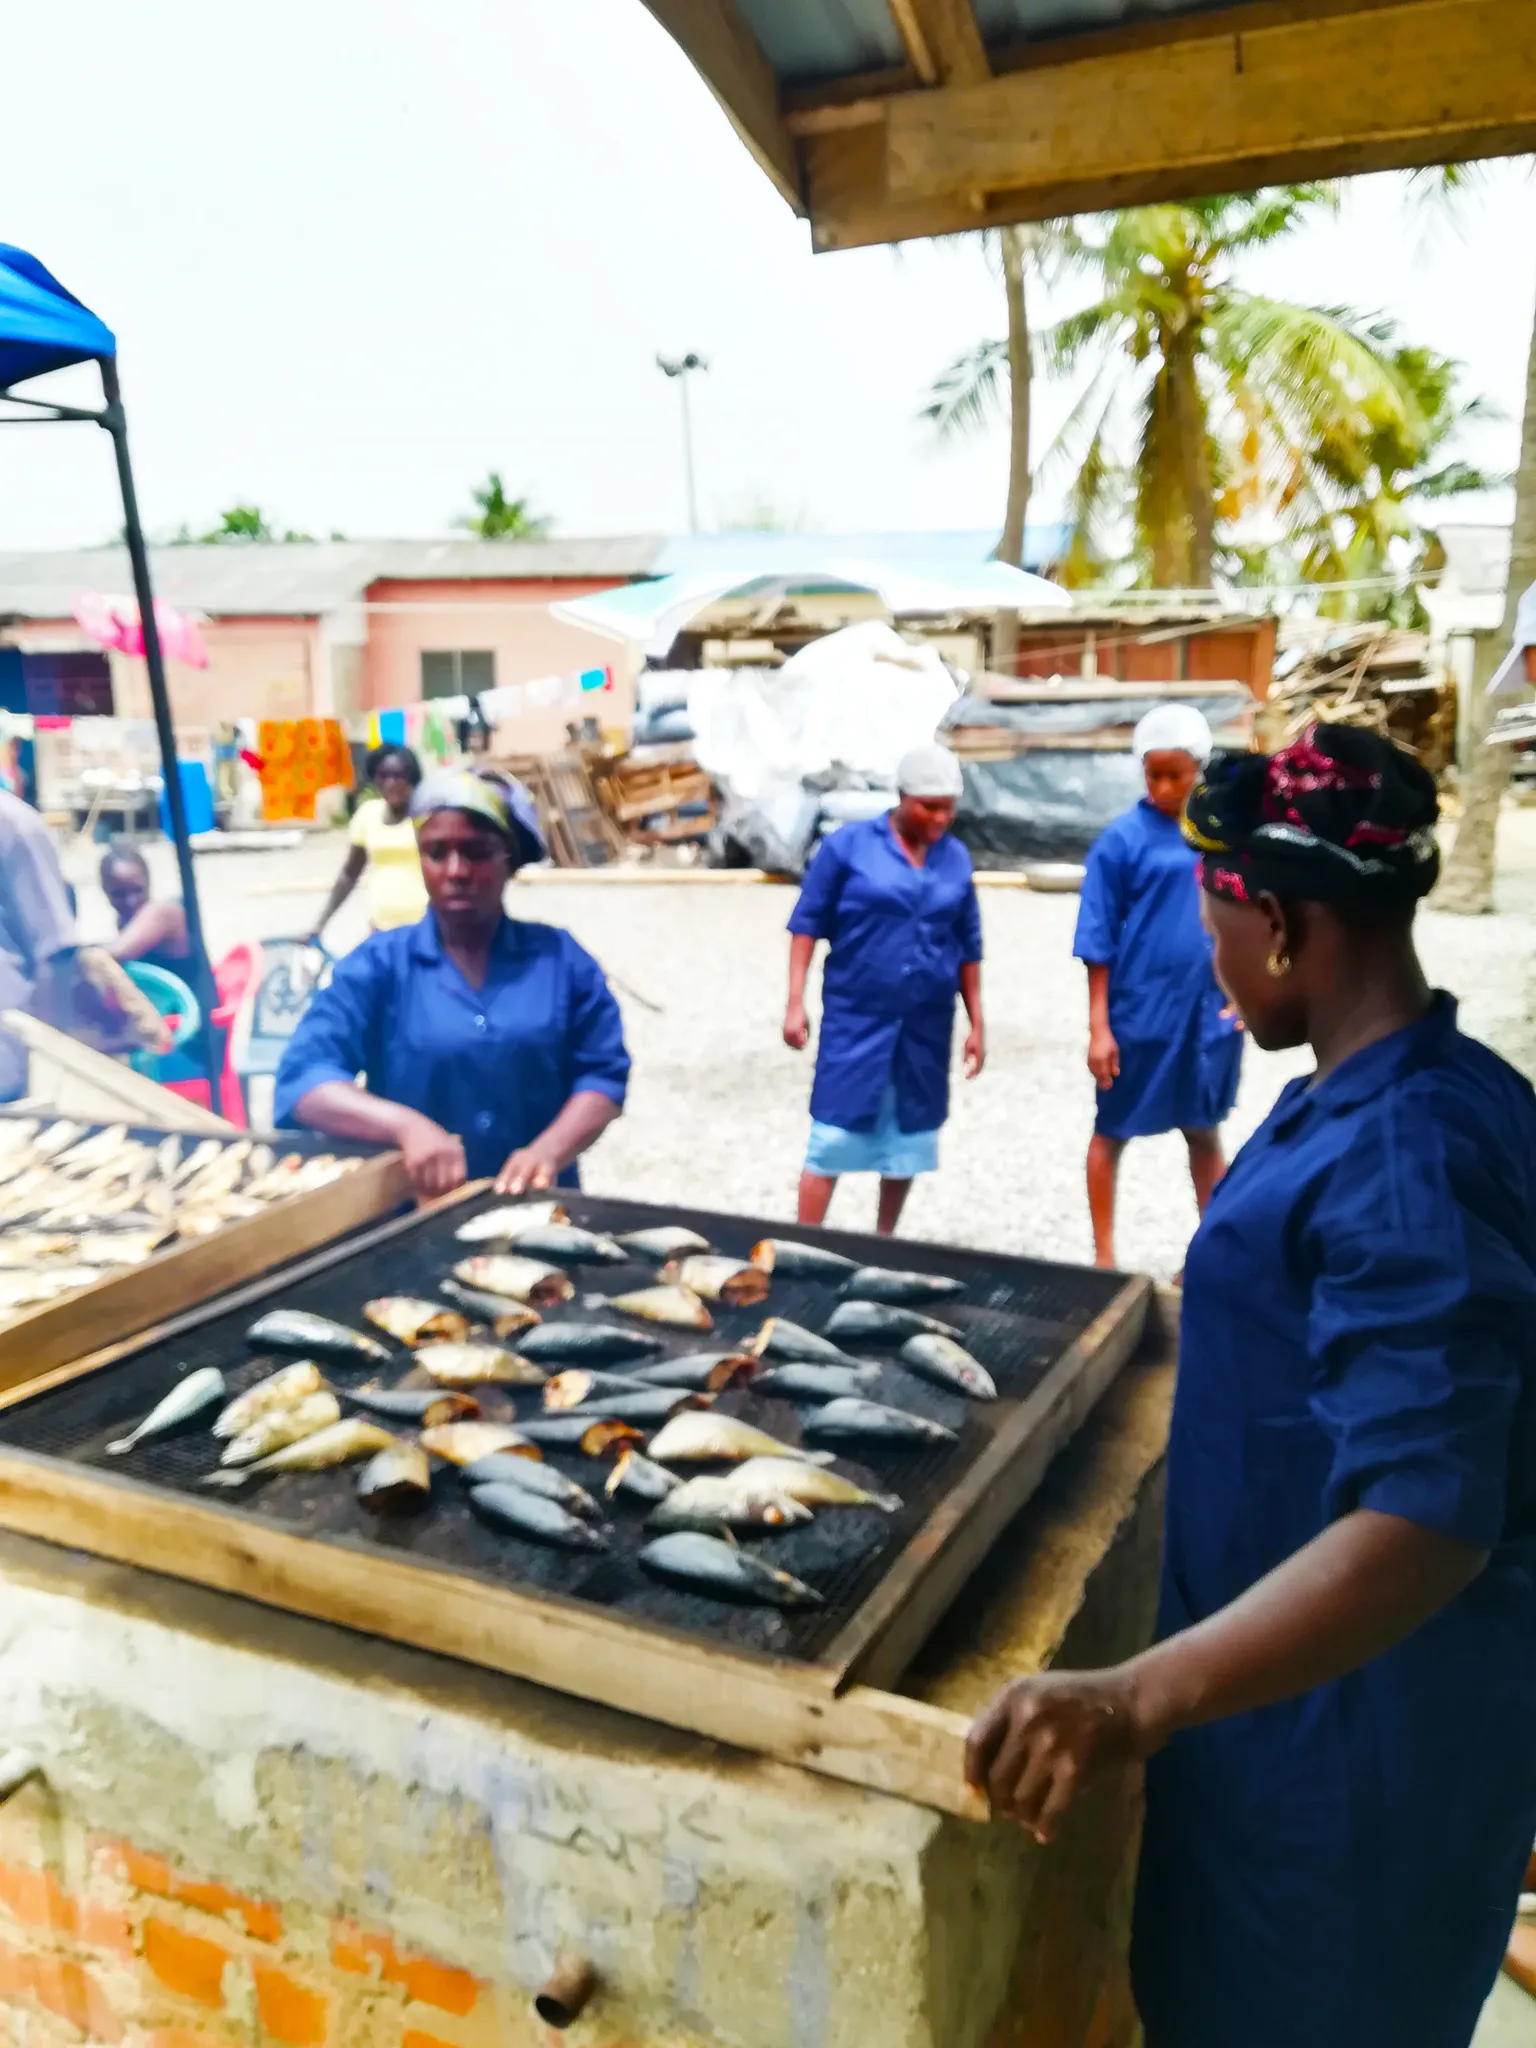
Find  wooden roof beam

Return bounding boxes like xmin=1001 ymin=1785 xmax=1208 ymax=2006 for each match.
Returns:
xmin=640 ymin=0 xmax=804 ymax=213
xmin=886 ymin=0 xmax=991 ymax=88
xmin=804 ymin=0 xmax=1536 ymax=249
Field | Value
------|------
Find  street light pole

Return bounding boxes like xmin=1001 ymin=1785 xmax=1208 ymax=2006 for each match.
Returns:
xmin=656 ymin=352 xmax=708 ymax=533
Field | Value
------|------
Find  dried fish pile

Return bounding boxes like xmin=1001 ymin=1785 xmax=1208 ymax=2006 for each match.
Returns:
xmin=0 ymin=1118 xmax=363 ymax=1330
xmin=102 ymin=1204 xmax=998 ymax=1613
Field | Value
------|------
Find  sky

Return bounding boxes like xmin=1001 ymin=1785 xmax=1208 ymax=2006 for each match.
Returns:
xmin=0 ymin=0 xmax=1532 ymax=552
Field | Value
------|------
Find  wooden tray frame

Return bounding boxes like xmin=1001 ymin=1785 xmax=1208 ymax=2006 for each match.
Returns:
xmin=0 ymin=1127 xmax=411 ymax=1389
xmin=0 ymin=1192 xmax=1149 ymax=1819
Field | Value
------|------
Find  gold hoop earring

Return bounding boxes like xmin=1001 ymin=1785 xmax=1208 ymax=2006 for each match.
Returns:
xmin=1266 ymin=950 xmax=1292 ymax=978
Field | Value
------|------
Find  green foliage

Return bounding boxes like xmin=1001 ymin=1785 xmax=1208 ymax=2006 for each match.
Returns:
xmin=921 ymin=187 xmax=1491 ymax=603
xmin=1278 ymin=327 xmax=1502 ymax=624
xmin=172 ymin=505 xmax=317 ymax=544
xmin=456 ymin=472 xmax=552 ymax=540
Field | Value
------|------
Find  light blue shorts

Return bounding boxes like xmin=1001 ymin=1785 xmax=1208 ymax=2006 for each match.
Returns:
xmin=805 ymin=1082 xmax=940 ymax=1180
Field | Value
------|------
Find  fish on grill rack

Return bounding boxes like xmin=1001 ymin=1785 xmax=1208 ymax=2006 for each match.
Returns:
xmin=662 ymin=1256 xmax=771 ymax=1308
xmin=454 ymin=1201 xmax=569 ymax=1243
xmin=451 ymin=1255 xmax=574 ymax=1308
xmin=823 ymin=1301 xmax=962 ymax=1346
xmin=608 ymin=1283 xmax=713 ymax=1331
xmin=638 ymin=1531 xmax=823 ymax=1609
xmin=356 ymin=1443 xmax=433 ymax=1514
xmin=469 ymin=1483 xmax=611 ymax=1552
xmin=213 ymin=1362 xmax=325 ymax=1439
xmin=899 ymin=1334 xmax=996 ymax=1401
xmin=245 ymin=1311 xmax=390 ymax=1366
xmin=843 ymin=1267 xmax=965 ymax=1306
xmin=363 ymin=1297 xmax=471 ymax=1346
xmin=749 ymin=1238 xmax=857 ymax=1281
xmin=802 ymin=1398 xmax=957 ymax=1448
xmin=202 ymin=1417 xmax=396 ymax=1487
xmin=106 ymin=1366 xmax=227 ymax=1456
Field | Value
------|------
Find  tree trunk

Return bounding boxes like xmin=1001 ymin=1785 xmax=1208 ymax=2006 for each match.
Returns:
xmin=992 ymin=224 xmax=1032 ymax=673
xmin=1436 ymin=273 xmax=1536 ymax=914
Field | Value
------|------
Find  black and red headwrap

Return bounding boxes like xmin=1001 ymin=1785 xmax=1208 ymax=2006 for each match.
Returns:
xmin=1182 ymin=724 xmax=1439 ymax=911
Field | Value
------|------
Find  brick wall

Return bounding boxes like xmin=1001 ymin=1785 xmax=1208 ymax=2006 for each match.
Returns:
xmin=0 ymin=1797 xmax=548 ymax=2048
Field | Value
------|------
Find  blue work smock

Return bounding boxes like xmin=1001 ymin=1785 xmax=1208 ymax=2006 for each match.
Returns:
xmin=1073 ymin=798 xmax=1241 ymax=1138
xmin=1133 ymin=995 xmax=1536 ymax=2048
xmin=273 ymin=912 xmax=629 ymax=1182
xmin=788 ymin=813 xmax=981 ymax=1135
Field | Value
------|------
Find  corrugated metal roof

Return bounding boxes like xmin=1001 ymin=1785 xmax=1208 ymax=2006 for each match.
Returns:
xmin=972 ymin=0 xmax=1231 ymax=48
xmin=0 ymin=537 xmax=665 ymax=620
xmin=731 ymin=0 xmax=1238 ymax=85
xmin=735 ymin=0 xmax=903 ymax=85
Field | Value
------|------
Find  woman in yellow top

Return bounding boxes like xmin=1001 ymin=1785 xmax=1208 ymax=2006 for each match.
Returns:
xmin=311 ymin=745 xmax=428 ymax=939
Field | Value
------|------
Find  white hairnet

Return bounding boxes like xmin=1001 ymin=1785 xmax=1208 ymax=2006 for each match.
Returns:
xmin=896 ymin=743 xmax=964 ymax=798
xmin=1133 ymin=704 xmax=1214 ymax=764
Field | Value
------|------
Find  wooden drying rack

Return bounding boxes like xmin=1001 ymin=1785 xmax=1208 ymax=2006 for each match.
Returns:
xmin=0 ymin=1191 xmax=1151 ymax=1819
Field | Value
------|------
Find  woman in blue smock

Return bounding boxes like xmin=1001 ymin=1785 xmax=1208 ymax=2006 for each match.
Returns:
xmin=967 ymin=725 xmax=1536 ymax=2048
xmin=1075 ymin=704 xmax=1242 ymax=1267
xmin=784 ymin=744 xmax=984 ymax=1236
xmin=276 ymin=770 xmax=628 ymax=1199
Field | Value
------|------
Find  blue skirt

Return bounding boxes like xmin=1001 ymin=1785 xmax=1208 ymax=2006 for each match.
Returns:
xmin=805 ymin=1083 xmax=940 ymax=1178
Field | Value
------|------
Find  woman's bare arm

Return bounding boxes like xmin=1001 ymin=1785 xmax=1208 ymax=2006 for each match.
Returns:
xmin=967 ymin=1509 xmax=1487 ymax=1840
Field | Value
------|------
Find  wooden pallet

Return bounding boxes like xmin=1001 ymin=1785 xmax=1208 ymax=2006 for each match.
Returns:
xmin=496 ymin=752 xmax=625 ymax=868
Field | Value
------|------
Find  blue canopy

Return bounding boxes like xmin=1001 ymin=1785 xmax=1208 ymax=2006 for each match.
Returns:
xmin=0 ymin=244 xmax=115 ymax=393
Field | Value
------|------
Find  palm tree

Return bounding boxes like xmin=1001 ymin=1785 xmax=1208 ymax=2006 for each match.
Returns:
xmin=1280 ymin=330 xmax=1501 ymax=626
xmin=1050 ymin=191 xmax=1416 ymax=589
xmin=925 ymin=189 xmax=1411 ymax=593
xmin=1437 ymin=282 xmax=1536 ymax=912
xmin=921 ymin=223 xmax=1071 ymax=571
xmin=457 ymin=472 xmax=552 ymax=541
xmin=1410 ymin=160 xmax=1536 ymax=915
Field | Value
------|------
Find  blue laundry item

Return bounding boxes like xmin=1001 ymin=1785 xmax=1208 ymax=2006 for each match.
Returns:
xmin=1133 ymin=995 xmax=1536 ymax=2048
xmin=274 ymin=913 xmax=629 ymax=1183
xmin=805 ymin=1082 xmax=939 ymax=1178
xmin=1073 ymin=797 xmax=1241 ymax=1137
xmin=788 ymin=812 xmax=980 ymax=1136
xmin=377 ymin=708 xmax=407 ymax=747
xmin=158 ymin=759 xmax=215 ymax=838
xmin=0 ymin=244 xmax=115 ymax=390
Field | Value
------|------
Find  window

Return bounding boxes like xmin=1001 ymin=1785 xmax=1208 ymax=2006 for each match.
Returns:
xmin=20 ymin=652 xmax=114 ymax=716
xmin=420 ymin=650 xmax=495 ymax=700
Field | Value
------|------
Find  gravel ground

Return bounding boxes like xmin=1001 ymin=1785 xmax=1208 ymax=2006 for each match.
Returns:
xmin=63 ymin=810 xmax=1536 ymax=1282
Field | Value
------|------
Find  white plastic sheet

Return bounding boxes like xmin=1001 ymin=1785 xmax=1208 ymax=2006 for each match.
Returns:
xmin=684 ymin=623 xmax=960 ymax=801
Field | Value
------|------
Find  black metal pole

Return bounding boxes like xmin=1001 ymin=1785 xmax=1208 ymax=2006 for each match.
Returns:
xmin=98 ymin=356 xmax=220 ymax=1097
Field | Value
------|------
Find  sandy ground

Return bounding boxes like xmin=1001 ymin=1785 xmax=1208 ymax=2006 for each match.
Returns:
xmin=62 ymin=806 xmax=1536 ymax=1282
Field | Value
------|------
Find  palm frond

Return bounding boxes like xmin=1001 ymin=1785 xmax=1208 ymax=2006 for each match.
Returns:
xmin=1413 ymin=459 xmax=1508 ymax=499
xmin=919 ymin=339 xmax=1008 ymax=438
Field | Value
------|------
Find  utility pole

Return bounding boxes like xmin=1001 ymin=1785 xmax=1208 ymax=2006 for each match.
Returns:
xmin=656 ymin=352 xmax=708 ymax=533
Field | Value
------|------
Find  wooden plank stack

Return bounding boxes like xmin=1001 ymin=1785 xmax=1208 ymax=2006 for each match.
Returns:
xmin=1258 ymin=626 xmax=1455 ymax=770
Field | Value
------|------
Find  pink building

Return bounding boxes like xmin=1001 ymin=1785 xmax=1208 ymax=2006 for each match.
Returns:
xmin=0 ymin=538 xmax=657 ymax=750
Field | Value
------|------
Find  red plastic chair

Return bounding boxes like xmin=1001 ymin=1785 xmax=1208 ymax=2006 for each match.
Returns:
xmin=162 ymin=941 xmax=264 ymax=1126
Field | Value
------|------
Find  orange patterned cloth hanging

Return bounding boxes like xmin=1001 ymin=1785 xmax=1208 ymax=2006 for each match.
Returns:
xmin=256 ymin=718 xmax=354 ymax=822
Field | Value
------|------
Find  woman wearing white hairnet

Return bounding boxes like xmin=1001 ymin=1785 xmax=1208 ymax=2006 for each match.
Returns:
xmin=784 ymin=743 xmax=984 ymax=1235
xmin=1073 ymin=706 xmax=1243 ymax=1267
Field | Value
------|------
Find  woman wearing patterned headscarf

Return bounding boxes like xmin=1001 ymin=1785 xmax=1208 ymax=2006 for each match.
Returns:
xmin=1073 ymin=704 xmax=1243 ymax=1267
xmin=276 ymin=769 xmax=629 ymax=1197
xmin=968 ymin=725 xmax=1536 ymax=2048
